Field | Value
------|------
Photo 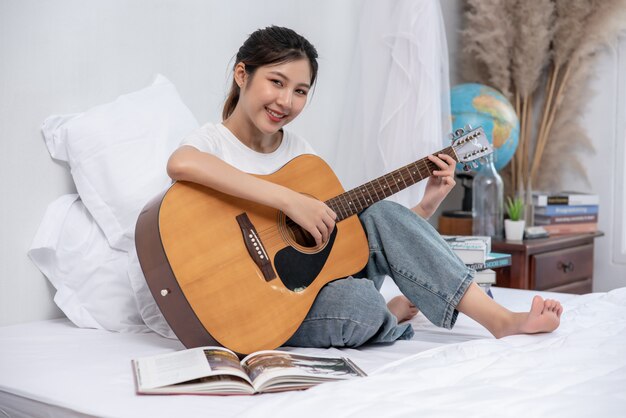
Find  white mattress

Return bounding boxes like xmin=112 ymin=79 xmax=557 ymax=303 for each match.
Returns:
xmin=3 ymin=286 xmax=624 ymax=418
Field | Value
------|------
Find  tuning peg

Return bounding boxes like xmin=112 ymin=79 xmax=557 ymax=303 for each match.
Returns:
xmin=464 ymin=124 xmax=473 ymax=131
xmin=463 ymin=163 xmax=471 ymax=172
xmin=449 ymin=133 xmax=456 ymax=142
xmin=455 ymin=129 xmax=465 ymax=137
xmin=471 ymin=161 xmax=479 ymax=169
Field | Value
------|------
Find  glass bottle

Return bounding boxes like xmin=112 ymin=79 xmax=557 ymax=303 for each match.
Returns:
xmin=472 ymin=154 xmax=504 ymax=239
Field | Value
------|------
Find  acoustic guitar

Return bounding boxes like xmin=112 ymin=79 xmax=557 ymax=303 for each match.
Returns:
xmin=135 ymin=126 xmax=491 ymax=354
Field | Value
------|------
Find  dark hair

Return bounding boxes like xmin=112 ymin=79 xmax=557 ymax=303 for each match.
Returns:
xmin=222 ymin=26 xmax=318 ymax=120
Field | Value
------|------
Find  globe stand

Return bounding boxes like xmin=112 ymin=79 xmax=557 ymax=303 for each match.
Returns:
xmin=438 ymin=172 xmax=474 ymax=235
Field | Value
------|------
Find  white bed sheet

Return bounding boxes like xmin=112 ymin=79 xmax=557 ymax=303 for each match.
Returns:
xmin=1 ymin=287 xmax=606 ymax=418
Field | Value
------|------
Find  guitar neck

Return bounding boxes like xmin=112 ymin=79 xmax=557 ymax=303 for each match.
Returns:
xmin=325 ymin=146 xmax=458 ymax=221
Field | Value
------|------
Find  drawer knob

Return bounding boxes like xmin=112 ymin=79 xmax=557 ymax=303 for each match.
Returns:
xmin=557 ymin=261 xmax=574 ymax=273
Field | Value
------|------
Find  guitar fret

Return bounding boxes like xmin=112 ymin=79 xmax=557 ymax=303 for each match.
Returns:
xmin=370 ymin=182 xmax=380 ymax=202
xmin=417 ymin=160 xmax=430 ymax=179
xmin=356 ymin=188 xmax=366 ymax=209
xmin=409 ymin=162 xmax=422 ymax=182
xmin=336 ymin=196 xmax=349 ymax=220
xmin=330 ymin=197 xmax=345 ymax=220
xmin=382 ymin=176 xmax=393 ymax=197
xmin=405 ymin=164 xmax=417 ymax=183
xmin=375 ymin=178 xmax=387 ymax=199
xmin=401 ymin=167 xmax=412 ymax=188
xmin=386 ymin=173 xmax=399 ymax=194
xmin=394 ymin=173 xmax=404 ymax=192
xmin=361 ymin=186 xmax=374 ymax=206
xmin=348 ymin=190 xmax=363 ymax=213
xmin=370 ymin=179 xmax=385 ymax=201
xmin=356 ymin=189 xmax=366 ymax=211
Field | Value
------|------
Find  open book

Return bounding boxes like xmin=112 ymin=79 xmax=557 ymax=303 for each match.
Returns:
xmin=132 ymin=347 xmax=366 ymax=395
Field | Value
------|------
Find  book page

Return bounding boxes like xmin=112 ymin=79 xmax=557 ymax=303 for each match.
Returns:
xmin=200 ymin=347 xmax=251 ymax=383
xmin=241 ymin=350 xmax=365 ymax=392
xmin=135 ymin=346 xmax=251 ymax=391
xmin=136 ymin=347 xmax=213 ymax=390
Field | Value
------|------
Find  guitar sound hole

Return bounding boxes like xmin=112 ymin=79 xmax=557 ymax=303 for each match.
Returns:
xmin=286 ymin=219 xmax=318 ymax=248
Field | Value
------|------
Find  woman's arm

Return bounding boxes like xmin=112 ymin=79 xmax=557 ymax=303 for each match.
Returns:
xmin=167 ymin=146 xmax=336 ymax=245
xmin=411 ymin=153 xmax=457 ymax=219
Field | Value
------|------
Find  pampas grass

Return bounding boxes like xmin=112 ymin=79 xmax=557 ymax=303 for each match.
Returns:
xmin=531 ymin=0 xmax=594 ymax=186
xmin=460 ymin=0 xmax=516 ymax=99
xmin=535 ymin=0 xmax=626 ymax=189
xmin=459 ymin=0 xmax=626 ymax=195
xmin=510 ymin=0 xmax=554 ymax=194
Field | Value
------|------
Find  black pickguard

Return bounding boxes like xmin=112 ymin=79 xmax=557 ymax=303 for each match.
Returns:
xmin=274 ymin=228 xmax=337 ymax=291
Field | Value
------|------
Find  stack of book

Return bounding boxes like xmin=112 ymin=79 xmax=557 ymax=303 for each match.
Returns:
xmin=442 ymin=235 xmax=512 ymax=297
xmin=532 ymin=191 xmax=599 ymax=235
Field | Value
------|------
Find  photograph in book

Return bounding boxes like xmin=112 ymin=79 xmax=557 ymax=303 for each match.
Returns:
xmin=132 ymin=347 xmax=366 ymax=395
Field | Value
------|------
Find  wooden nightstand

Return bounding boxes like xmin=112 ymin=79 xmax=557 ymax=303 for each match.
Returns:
xmin=491 ymin=232 xmax=603 ymax=294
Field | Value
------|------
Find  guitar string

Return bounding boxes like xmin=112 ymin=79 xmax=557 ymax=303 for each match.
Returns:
xmin=252 ymin=147 xmax=460 ymax=245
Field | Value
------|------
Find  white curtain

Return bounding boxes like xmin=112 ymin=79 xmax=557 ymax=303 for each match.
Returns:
xmin=332 ymin=0 xmax=451 ymax=208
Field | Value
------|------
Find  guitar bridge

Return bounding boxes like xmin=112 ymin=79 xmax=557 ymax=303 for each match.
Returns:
xmin=236 ymin=213 xmax=277 ymax=282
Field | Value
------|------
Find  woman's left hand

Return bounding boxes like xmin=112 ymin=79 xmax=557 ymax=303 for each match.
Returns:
xmin=412 ymin=153 xmax=456 ymax=219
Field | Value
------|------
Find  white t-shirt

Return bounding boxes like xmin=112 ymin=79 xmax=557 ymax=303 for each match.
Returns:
xmin=180 ymin=122 xmax=316 ymax=174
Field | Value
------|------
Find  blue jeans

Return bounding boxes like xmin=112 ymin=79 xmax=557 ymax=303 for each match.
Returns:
xmin=285 ymin=200 xmax=474 ymax=348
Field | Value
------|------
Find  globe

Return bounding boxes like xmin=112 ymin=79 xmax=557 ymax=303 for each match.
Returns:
xmin=450 ymin=83 xmax=519 ymax=172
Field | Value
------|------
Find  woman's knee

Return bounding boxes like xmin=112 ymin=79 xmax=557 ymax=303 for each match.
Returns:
xmin=288 ymin=278 xmax=390 ymax=348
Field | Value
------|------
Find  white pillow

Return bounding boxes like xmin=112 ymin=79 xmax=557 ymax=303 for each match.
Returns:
xmin=41 ymin=74 xmax=198 ymax=251
xmin=29 ymin=194 xmax=149 ymax=332
xmin=128 ymin=247 xmax=176 ymax=339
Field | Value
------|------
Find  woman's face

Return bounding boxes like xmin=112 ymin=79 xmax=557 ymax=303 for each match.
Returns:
xmin=236 ymin=58 xmax=312 ymax=136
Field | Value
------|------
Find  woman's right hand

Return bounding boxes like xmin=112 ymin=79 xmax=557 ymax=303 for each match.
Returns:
xmin=282 ymin=190 xmax=337 ymax=246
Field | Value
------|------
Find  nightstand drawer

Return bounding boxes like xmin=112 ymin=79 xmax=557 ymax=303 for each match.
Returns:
xmin=531 ymin=244 xmax=594 ymax=290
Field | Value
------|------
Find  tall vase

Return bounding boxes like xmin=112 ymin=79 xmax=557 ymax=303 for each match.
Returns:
xmin=472 ymin=154 xmax=504 ymax=239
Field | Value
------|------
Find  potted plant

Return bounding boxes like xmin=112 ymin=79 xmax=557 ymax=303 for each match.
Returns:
xmin=504 ymin=196 xmax=525 ymax=241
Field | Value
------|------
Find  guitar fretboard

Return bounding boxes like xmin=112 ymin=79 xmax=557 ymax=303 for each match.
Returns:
xmin=325 ymin=146 xmax=457 ymax=221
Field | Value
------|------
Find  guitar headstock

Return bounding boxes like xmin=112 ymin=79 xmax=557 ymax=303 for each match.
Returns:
xmin=450 ymin=125 xmax=493 ymax=171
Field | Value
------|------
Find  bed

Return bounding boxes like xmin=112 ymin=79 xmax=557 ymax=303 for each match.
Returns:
xmin=5 ymin=76 xmax=625 ymax=417
xmin=2 ymin=285 xmax=626 ymax=417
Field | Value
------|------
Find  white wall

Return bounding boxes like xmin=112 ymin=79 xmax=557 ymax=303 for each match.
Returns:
xmin=574 ymin=34 xmax=626 ymax=291
xmin=0 ymin=0 xmax=362 ymax=326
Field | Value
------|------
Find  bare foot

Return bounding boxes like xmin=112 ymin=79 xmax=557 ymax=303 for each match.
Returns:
xmin=498 ymin=295 xmax=563 ymax=338
xmin=387 ymin=295 xmax=419 ymax=323
xmin=521 ymin=295 xmax=563 ymax=333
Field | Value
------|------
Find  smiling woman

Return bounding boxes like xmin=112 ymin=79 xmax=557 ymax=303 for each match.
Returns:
xmin=139 ymin=25 xmax=565 ymax=354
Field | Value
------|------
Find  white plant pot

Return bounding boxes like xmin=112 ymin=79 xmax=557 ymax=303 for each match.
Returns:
xmin=505 ymin=219 xmax=526 ymax=241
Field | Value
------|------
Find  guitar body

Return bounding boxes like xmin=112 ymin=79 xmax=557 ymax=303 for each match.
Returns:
xmin=135 ymin=154 xmax=369 ymax=355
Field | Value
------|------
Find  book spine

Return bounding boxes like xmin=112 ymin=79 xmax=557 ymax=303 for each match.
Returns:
xmin=466 ymin=256 xmax=511 ymax=271
xmin=485 ymin=256 xmax=512 ymax=269
xmin=533 ymin=205 xmax=598 ymax=216
xmin=533 ymin=194 xmax=599 ymax=206
xmin=541 ymin=222 xmax=598 ymax=235
xmin=473 ymin=269 xmax=496 ymax=284
xmin=534 ymin=214 xmax=598 ymax=225
xmin=442 ymin=236 xmax=491 ymax=253
xmin=448 ymin=242 xmax=487 ymax=250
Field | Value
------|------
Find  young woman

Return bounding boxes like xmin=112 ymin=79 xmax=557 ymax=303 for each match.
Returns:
xmin=167 ymin=26 xmax=562 ymax=348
